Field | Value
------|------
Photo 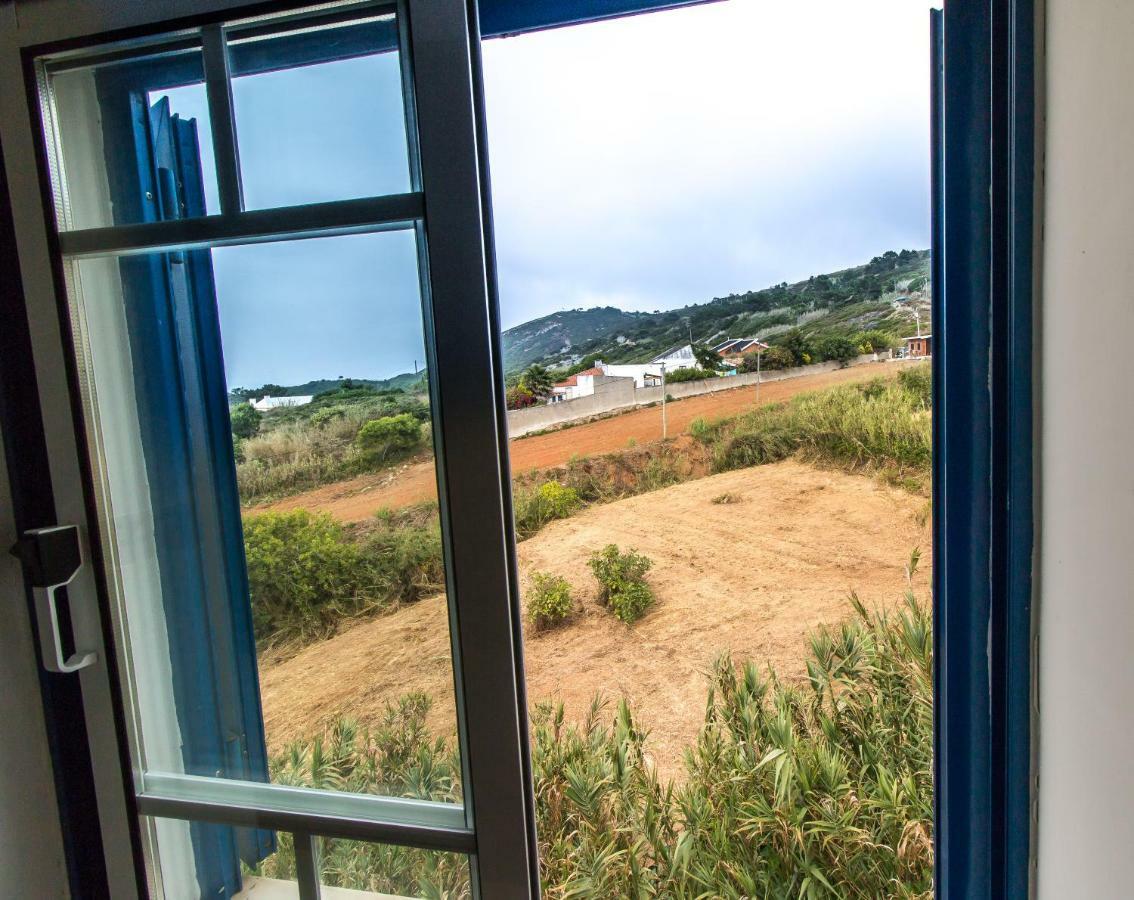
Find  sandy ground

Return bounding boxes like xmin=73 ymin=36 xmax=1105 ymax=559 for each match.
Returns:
xmin=258 ymin=459 xmax=931 ymax=779
xmin=251 ymin=362 xmax=916 ymax=523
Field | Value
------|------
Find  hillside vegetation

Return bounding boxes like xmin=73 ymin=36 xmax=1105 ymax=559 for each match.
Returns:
xmin=503 ymin=249 xmax=930 ymax=372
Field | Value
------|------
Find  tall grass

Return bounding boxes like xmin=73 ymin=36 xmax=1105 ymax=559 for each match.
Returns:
xmin=706 ymin=365 xmax=932 ymax=489
xmin=267 ymin=579 xmax=933 ymax=898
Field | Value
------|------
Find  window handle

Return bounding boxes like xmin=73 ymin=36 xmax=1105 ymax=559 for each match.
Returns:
xmin=10 ymin=525 xmax=98 ymax=674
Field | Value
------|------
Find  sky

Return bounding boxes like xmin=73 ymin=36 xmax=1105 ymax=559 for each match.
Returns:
xmin=161 ymin=0 xmax=936 ymax=388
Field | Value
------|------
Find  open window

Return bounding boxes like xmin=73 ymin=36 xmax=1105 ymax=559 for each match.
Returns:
xmin=1 ymin=0 xmax=1036 ymax=897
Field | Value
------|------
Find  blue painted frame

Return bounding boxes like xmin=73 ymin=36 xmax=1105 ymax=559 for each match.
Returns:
xmin=933 ymin=0 xmax=1035 ymax=896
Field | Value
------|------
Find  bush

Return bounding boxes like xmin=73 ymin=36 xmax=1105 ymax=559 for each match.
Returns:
xmin=355 ymin=414 xmax=423 ymax=465
xmin=857 ymin=329 xmax=896 ymax=354
xmin=506 ymin=385 xmax=537 ymax=409
xmin=814 ymin=334 xmax=860 ymax=366
xmin=230 ymin=402 xmax=262 ymax=439
xmin=243 ymin=505 xmax=444 ymax=649
xmin=589 ymin=544 xmax=654 ymax=623
xmin=513 ymin=481 xmax=581 ymax=539
xmin=526 ymin=572 xmax=574 ymax=630
xmin=759 ymin=345 xmax=796 ymax=370
xmin=665 ymin=366 xmax=716 ymax=384
xmin=243 ymin=511 xmax=375 ymax=645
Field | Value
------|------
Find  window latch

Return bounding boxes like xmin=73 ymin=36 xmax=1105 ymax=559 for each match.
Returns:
xmin=10 ymin=525 xmax=98 ymax=674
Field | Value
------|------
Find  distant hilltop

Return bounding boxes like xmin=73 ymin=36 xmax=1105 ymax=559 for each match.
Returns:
xmin=501 ymin=249 xmax=930 ymax=373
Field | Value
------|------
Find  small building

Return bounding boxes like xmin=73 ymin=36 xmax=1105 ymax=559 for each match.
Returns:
xmin=250 ymin=394 xmax=314 ymax=411
xmin=904 ymin=335 xmax=932 ymax=359
xmin=649 ymin=344 xmax=698 ymax=370
xmin=550 ymin=366 xmax=605 ymax=402
xmin=711 ymin=337 xmax=769 ymax=365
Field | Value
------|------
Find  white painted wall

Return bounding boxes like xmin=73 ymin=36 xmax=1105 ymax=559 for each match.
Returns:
xmin=0 ymin=429 xmax=70 ymax=897
xmin=1037 ymin=1 xmax=1134 ymax=896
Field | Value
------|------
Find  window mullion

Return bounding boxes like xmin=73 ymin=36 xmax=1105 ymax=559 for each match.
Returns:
xmin=200 ymin=24 xmax=243 ymax=216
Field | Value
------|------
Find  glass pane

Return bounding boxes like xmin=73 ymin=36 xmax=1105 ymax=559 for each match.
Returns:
xmin=228 ymin=8 xmax=411 ymax=210
xmin=145 ymin=819 xmax=470 ymax=899
xmin=484 ymin=1 xmax=935 ymax=895
xmin=316 ymin=838 xmax=470 ymax=899
xmin=66 ymin=230 xmax=461 ymax=804
xmin=44 ymin=47 xmax=220 ymax=229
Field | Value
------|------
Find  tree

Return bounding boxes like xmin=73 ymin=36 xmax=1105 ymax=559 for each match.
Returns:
xmin=760 ymin=346 xmax=796 ymax=370
xmin=692 ymin=343 xmax=724 ymax=372
xmin=519 ymin=364 xmax=553 ymax=399
xmin=229 ymin=402 xmax=262 ymax=439
xmin=775 ymin=329 xmax=814 ymax=366
xmin=506 ymin=385 xmax=537 ymax=410
xmin=814 ymin=335 xmax=859 ymax=366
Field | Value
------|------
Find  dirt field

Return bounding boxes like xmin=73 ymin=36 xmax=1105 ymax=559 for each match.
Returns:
xmin=258 ymin=459 xmax=931 ymax=779
xmin=252 ymin=362 xmax=914 ymax=523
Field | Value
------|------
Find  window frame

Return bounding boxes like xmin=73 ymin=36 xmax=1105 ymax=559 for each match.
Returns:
xmin=0 ymin=0 xmax=1039 ymax=897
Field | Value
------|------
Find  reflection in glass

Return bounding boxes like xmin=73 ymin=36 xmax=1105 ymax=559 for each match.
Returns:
xmin=67 ymin=231 xmax=460 ymax=803
xmin=46 ymin=48 xmax=219 ymax=230
xmin=229 ymin=10 xmax=411 ymax=210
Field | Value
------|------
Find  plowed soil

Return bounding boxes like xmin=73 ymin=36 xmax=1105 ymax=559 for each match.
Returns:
xmin=258 ymin=460 xmax=931 ymax=779
xmin=251 ymin=362 xmax=913 ymax=523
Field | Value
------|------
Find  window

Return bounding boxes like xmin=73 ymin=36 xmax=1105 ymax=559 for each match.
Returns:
xmin=1 ymin=0 xmax=1036 ymax=897
xmin=31 ymin=2 xmax=535 ymax=896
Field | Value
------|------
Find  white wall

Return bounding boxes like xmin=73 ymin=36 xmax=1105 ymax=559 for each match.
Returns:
xmin=0 ymin=429 xmax=70 ymax=897
xmin=1037 ymin=1 xmax=1134 ymax=895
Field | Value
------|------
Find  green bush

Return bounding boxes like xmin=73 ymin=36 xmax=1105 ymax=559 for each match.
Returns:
xmin=355 ymin=413 xmax=423 ymax=465
xmin=526 ymin=572 xmax=574 ymax=630
xmin=759 ymin=345 xmax=796 ymax=370
xmin=857 ymin=329 xmax=897 ymax=354
xmin=513 ymin=481 xmax=581 ymax=539
xmin=814 ymin=334 xmax=860 ymax=365
xmin=229 ymin=402 xmax=262 ymax=439
xmin=243 ymin=505 xmax=444 ymax=649
xmin=589 ymin=544 xmax=654 ymax=623
xmin=243 ymin=510 xmax=374 ymax=645
xmin=665 ymin=366 xmax=717 ymax=384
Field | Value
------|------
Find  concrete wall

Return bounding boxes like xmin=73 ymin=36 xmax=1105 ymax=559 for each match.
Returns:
xmin=506 ymin=355 xmax=885 ymax=437
xmin=1036 ymin=1 xmax=1134 ymax=896
xmin=0 ymin=428 xmax=70 ymax=897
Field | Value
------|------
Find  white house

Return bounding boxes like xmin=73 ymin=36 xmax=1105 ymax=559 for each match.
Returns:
xmin=250 ymin=394 xmax=314 ymax=411
xmin=650 ymin=344 xmax=698 ymax=370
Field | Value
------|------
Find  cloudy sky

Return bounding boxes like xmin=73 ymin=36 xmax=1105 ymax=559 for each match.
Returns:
xmin=164 ymin=0 xmax=936 ymax=387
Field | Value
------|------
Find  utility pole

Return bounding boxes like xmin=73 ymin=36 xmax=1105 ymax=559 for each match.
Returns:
xmin=660 ymin=363 xmax=667 ymax=439
xmin=755 ymin=342 xmax=762 ymax=405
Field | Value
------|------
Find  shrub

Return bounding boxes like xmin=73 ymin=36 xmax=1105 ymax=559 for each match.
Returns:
xmin=243 ymin=510 xmax=375 ymax=645
xmin=773 ymin=328 xmax=814 ymax=366
xmin=355 ymin=414 xmax=423 ymax=465
xmin=589 ymin=544 xmax=654 ymax=623
xmin=513 ymin=481 xmax=581 ymax=539
xmin=229 ymin=402 xmax=262 ymax=439
xmin=665 ymin=366 xmax=716 ymax=384
xmin=506 ymin=385 xmax=537 ymax=409
xmin=759 ymin=345 xmax=796 ymax=370
xmin=814 ymin=334 xmax=860 ymax=366
xmin=526 ymin=572 xmax=574 ymax=630
xmin=857 ymin=329 xmax=896 ymax=354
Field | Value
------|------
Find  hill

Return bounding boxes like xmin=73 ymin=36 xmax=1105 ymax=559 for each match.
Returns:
xmin=501 ymin=306 xmax=651 ymax=372
xmin=502 ymin=249 xmax=930 ymax=372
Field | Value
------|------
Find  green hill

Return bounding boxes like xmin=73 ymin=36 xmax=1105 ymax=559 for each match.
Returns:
xmin=502 ymin=249 xmax=930 ymax=373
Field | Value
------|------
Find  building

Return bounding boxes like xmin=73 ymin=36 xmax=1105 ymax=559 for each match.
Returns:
xmin=904 ymin=335 xmax=932 ymax=359
xmin=711 ymin=337 xmax=768 ymax=365
xmin=649 ymin=344 xmax=698 ymax=370
xmin=250 ymin=394 xmax=314 ymax=411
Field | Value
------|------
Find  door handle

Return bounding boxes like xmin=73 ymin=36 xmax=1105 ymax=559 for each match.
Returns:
xmin=10 ymin=525 xmax=98 ymax=674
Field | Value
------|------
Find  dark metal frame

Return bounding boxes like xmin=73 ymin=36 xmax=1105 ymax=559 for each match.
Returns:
xmin=933 ymin=1 xmax=1037 ymax=896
